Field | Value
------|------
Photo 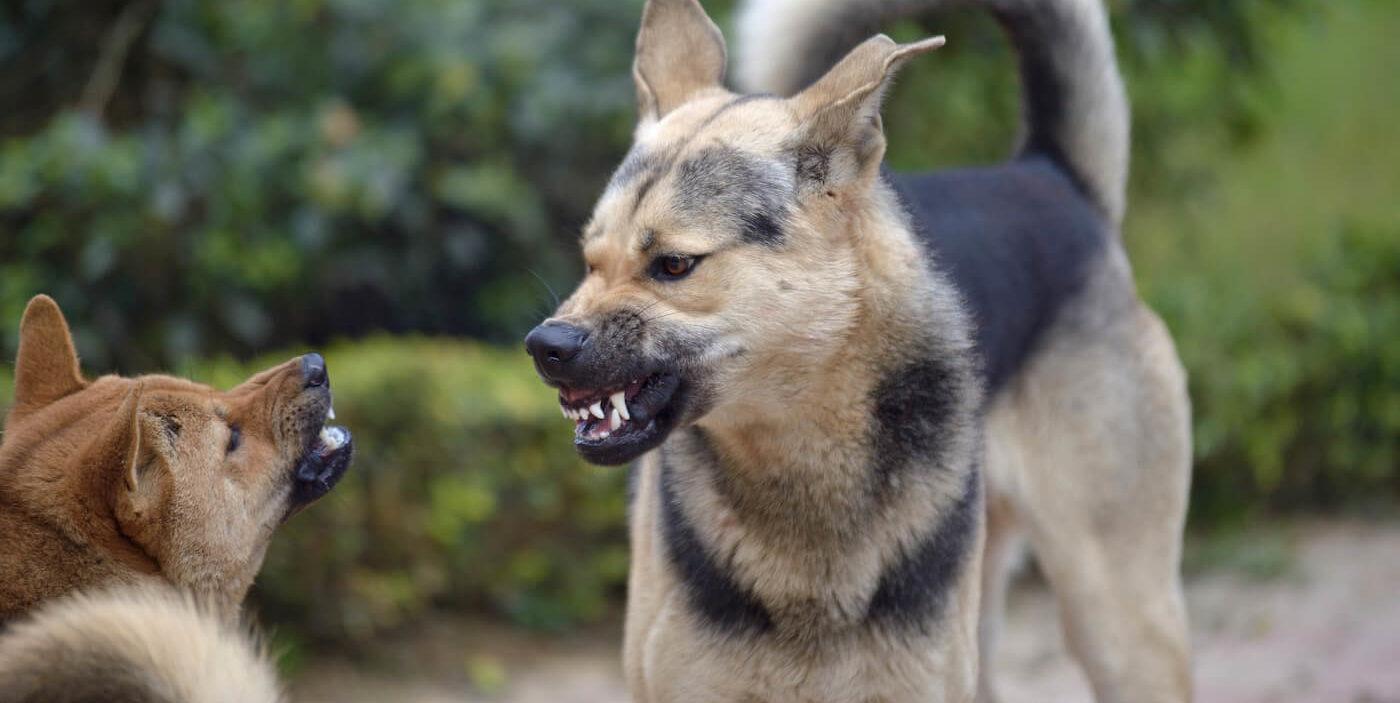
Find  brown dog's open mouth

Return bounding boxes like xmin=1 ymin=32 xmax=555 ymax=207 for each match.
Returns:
xmin=291 ymin=415 xmax=354 ymax=508
xmin=557 ymin=372 xmax=682 ymax=465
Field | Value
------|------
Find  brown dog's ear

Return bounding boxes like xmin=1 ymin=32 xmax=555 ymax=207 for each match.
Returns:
xmin=633 ymin=0 xmax=727 ymax=122
xmin=790 ymin=35 xmax=945 ymax=185
xmin=94 ymin=384 xmax=160 ymax=495
xmin=102 ymin=385 xmax=170 ymax=535
xmin=13 ymin=294 xmax=86 ymax=410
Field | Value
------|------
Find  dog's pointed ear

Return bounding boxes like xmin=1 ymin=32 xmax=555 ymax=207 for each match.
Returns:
xmin=633 ymin=0 xmax=727 ymax=123
xmin=790 ymin=35 xmax=944 ymax=185
xmin=13 ymin=294 xmax=86 ymax=410
xmin=101 ymin=384 xmax=155 ymax=495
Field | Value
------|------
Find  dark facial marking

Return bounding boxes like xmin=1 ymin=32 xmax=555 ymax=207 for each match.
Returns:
xmin=609 ymin=148 xmax=665 ymax=190
xmin=692 ymin=93 xmax=778 ymax=133
xmin=795 ymin=144 xmax=832 ymax=184
xmin=865 ymin=464 xmax=980 ymax=632
xmin=605 ymin=95 xmax=786 ymax=225
xmin=659 ymin=451 xmax=774 ymax=636
xmin=739 ymin=211 xmax=784 ymax=246
xmin=674 ymin=146 xmax=790 ymax=246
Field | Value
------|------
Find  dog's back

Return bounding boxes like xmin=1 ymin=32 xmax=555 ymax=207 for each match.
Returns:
xmin=0 ymin=586 xmax=282 ymax=703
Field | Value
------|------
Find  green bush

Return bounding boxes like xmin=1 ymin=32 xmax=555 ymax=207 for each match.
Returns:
xmin=1163 ymin=220 xmax=1400 ymax=522
xmin=0 ymin=0 xmax=1318 ymax=371
xmin=0 ymin=0 xmax=643 ymax=369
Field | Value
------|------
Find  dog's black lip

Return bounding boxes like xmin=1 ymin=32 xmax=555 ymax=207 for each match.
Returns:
xmin=288 ymin=426 xmax=354 ymax=512
xmin=574 ymin=375 xmax=684 ymax=466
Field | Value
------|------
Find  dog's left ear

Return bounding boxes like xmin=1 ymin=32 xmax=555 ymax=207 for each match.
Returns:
xmin=790 ymin=34 xmax=945 ymax=186
xmin=12 ymin=294 xmax=87 ymax=412
xmin=633 ymin=0 xmax=727 ymax=123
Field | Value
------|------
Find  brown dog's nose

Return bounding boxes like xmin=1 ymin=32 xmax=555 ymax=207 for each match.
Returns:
xmin=524 ymin=322 xmax=587 ymax=376
xmin=301 ymin=353 xmax=328 ymax=388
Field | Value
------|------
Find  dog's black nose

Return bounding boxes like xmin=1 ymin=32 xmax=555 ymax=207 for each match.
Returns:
xmin=301 ymin=352 xmax=328 ymax=388
xmin=525 ymin=322 xmax=587 ymax=369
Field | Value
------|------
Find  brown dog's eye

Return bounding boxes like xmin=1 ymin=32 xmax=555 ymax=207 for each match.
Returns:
xmin=651 ymin=254 xmax=702 ymax=281
xmin=226 ymin=424 xmax=241 ymax=455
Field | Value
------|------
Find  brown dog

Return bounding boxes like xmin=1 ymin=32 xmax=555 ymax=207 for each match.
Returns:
xmin=0 ymin=294 xmax=353 ymax=620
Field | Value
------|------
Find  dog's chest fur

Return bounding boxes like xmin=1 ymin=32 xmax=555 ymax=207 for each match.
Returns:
xmin=643 ymin=309 xmax=983 ymax=644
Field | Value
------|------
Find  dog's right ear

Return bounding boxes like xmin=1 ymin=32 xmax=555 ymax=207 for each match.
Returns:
xmin=13 ymin=294 xmax=86 ymax=410
xmin=633 ymin=0 xmax=727 ymax=124
xmin=790 ymin=34 xmax=944 ymax=187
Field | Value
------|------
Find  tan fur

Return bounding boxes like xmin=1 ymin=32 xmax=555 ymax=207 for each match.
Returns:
xmin=977 ymin=252 xmax=1193 ymax=702
xmin=0 ymin=584 xmax=281 ymax=703
xmin=534 ymin=0 xmax=1191 ymax=700
xmin=0 ymin=295 xmax=336 ymax=618
xmin=539 ymin=2 xmax=987 ymax=700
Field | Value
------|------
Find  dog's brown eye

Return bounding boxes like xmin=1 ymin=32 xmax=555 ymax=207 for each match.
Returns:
xmin=226 ymin=424 xmax=241 ymax=455
xmin=652 ymin=254 xmax=701 ymax=281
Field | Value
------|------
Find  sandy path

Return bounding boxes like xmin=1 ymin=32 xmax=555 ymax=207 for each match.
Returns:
xmin=290 ymin=520 xmax=1400 ymax=703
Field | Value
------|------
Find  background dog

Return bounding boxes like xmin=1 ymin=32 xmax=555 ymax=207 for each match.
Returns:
xmin=0 ymin=294 xmax=354 ymax=700
xmin=525 ymin=0 xmax=1192 ymax=701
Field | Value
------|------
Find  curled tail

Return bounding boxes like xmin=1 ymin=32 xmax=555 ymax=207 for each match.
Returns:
xmin=0 ymin=586 xmax=282 ymax=703
xmin=736 ymin=0 xmax=1130 ymax=225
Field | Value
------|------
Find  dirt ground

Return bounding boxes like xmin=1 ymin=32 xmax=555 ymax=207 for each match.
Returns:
xmin=290 ymin=520 xmax=1400 ymax=703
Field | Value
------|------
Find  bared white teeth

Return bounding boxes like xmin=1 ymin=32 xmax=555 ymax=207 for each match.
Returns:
xmin=589 ymin=402 xmax=605 ymax=419
xmin=328 ymin=405 xmax=336 ymax=421
xmin=319 ymin=426 xmax=347 ymax=451
xmin=609 ymin=407 xmax=622 ymax=431
xmin=610 ymin=391 xmax=629 ymax=420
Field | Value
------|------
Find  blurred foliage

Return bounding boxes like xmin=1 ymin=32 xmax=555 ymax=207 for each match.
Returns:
xmin=0 ymin=0 xmax=642 ymax=369
xmin=1172 ymin=220 xmax=1400 ymax=521
xmin=185 ymin=337 xmax=624 ymax=641
xmin=1 ymin=0 xmax=1322 ymax=371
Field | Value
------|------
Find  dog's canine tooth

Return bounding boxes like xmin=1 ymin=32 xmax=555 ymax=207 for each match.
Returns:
xmin=609 ymin=407 xmax=622 ymax=431
xmin=590 ymin=402 xmax=605 ymax=419
xmin=611 ymin=391 xmax=630 ymax=420
xmin=328 ymin=405 xmax=336 ymax=421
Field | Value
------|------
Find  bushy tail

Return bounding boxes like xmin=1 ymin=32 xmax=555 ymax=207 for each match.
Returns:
xmin=0 ymin=586 xmax=282 ymax=703
xmin=735 ymin=0 xmax=1130 ymax=225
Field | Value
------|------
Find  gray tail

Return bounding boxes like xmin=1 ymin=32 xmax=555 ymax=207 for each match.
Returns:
xmin=735 ymin=0 xmax=1130 ymax=225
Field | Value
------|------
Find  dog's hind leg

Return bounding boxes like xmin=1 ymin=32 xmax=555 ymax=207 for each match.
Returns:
xmin=973 ymin=481 xmax=1024 ymax=703
xmin=994 ymin=270 xmax=1193 ymax=702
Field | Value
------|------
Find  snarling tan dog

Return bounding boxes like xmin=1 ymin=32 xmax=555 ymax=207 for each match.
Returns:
xmin=525 ymin=0 xmax=1192 ymax=700
xmin=0 ymin=294 xmax=353 ymax=701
